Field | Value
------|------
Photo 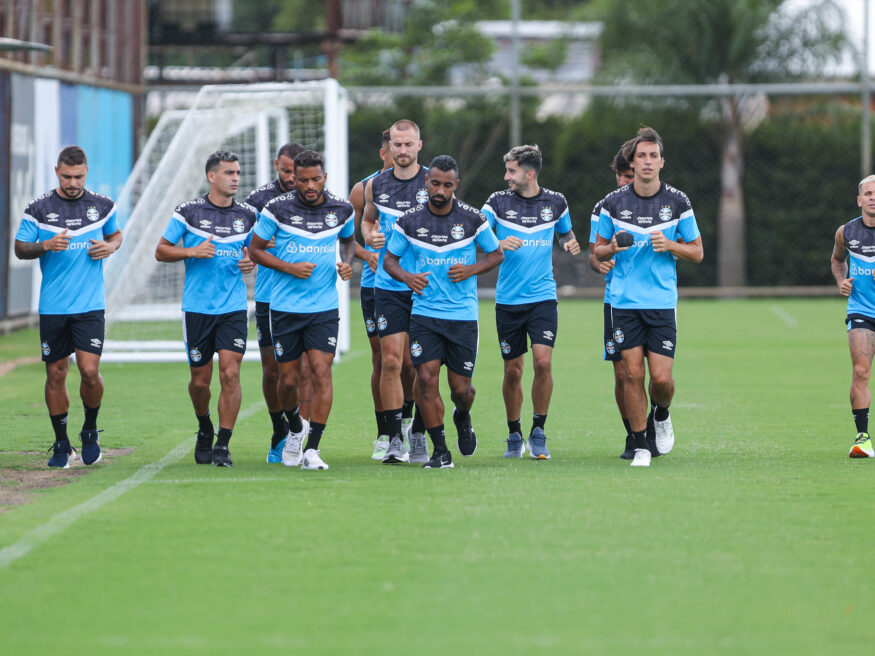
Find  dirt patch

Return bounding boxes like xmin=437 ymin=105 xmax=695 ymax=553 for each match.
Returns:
xmin=0 ymin=448 xmax=135 ymax=512
xmin=0 ymin=356 xmax=41 ymax=378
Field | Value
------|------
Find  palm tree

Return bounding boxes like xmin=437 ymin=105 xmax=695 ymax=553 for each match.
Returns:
xmin=591 ymin=0 xmax=847 ymax=287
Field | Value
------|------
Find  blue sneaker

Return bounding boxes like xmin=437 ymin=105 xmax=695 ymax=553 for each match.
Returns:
xmin=267 ymin=436 xmax=286 ymax=464
xmin=529 ymin=428 xmax=551 ymax=460
xmin=80 ymin=429 xmax=102 ymax=465
xmin=47 ymin=440 xmax=77 ymax=468
xmin=503 ymin=432 xmax=526 ymax=458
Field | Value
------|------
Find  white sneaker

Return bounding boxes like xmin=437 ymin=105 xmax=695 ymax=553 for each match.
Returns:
xmin=401 ymin=417 xmax=413 ymax=441
xmin=654 ymin=415 xmax=675 ymax=454
xmin=301 ymin=448 xmax=329 ymax=470
xmin=372 ymin=435 xmax=390 ymax=460
xmin=282 ymin=418 xmax=309 ymax=467
xmin=631 ymin=448 xmax=652 ymax=467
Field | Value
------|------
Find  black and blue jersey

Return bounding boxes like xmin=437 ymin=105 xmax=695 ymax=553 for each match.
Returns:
xmin=16 ymin=189 xmax=119 ymax=315
xmin=371 ymin=166 xmax=429 ymax=292
xmin=246 ymin=180 xmax=289 ymax=304
xmin=844 ymin=216 xmax=875 ymax=318
xmin=387 ymin=199 xmax=501 ymax=321
xmin=597 ymin=182 xmax=700 ymax=310
xmin=481 ymin=188 xmax=572 ymax=305
xmin=161 ymin=195 xmax=257 ymax=315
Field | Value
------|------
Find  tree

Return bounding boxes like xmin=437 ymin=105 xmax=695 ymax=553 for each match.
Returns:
xmin=588 ymin=0 xmax=847 ymax=287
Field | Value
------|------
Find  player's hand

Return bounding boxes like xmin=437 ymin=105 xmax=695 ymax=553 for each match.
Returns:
xmin=501 ymin=236 xmax=523 ymax=251
xmin=406 ymin=271 xmax=430 ymax=294
xmin=366 ymin=251 xmax=379 ymax=272
xmin=237 ymin=246 xmax=254 ymax=273
xmin=563 ymin=239 xmax=581 ymax=256
xmin=599 ymin=259 xmax=615 ymax=274
xmin=366 ymin=228 xmax=385 ymax=250
xmin=448 ymin=264 xmax=473 ymax=283
xmin=336 ymin=262 xmax=352 ymax=281
xmin=612 ymin=232 xmax=631 ymax=253
xmin=839 ymin=277 xmax=854 ymax=297
xmin=266 ymin=237 xmax=276 ymax=250
xmin=650 ymin=231 xmax=671 ymax=253
xmin=87 ymin=238 xmax=112 ymax=260
xmin=191 ymin=235 xmax=215 ymax=259
xmin=46 ymin=229 xmax=71 ymax=252
xmin=289 ymin=262 xmax=316 ymax=279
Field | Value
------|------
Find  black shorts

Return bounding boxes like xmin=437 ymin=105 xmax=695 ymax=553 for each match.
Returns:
xmin=603 ymin=303 xmax=623 ymax=363
xmin=610 ymin=308 xmax=677 ymax=358
xmin=847 ymin=313 xmax=875 ymax=332
xmin=495 ymin=300 xmax=558 ymax=361
xmin=255 ymin=301 xmax=273 ymax=348
xmin=360 ymin=287 xmax=377 ymax=338
xmin=409 ymin=314 xmax=479 ymax=378
xmin=375 ymin=288 xmax=413 ymax=338
xmin=182 ymin=310 xmax=248 ymax=367
xmin=39 ymin=310 xmax=105 ymax=363
xmin=271 ymin=309 xmax=339 ymax=363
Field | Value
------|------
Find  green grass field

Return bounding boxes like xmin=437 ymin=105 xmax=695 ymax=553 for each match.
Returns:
xmin=0 ymin=298 xmax=872 ymax=655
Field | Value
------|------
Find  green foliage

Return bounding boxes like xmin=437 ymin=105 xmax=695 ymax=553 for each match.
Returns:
xmin=339 ymin=0 xmax=503 ymax=85
xmin=521 ymin=37 xmax=569 ymax=72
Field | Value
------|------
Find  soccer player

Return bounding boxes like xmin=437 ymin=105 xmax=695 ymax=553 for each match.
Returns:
xmin=481 ymin=145 xmax=580 ymax=460
xmin=831 ymin=174 xmax=875 ymax=458
xmin=246 ymin=142 xmax=306 ymax=464
xmin=249 ymin=150 xmax=356 ymax=471
xmin=348 ymin=129 xmax=395 ymax=458
xmin=14 ymin=146 xmax=123 ymax=468
xmin=362 ymin=119 xmax=429 ymax=464
xmin=594 ymin=127 xmax=703 ymax=467
xmin=588 ymin=141 xmax=641 ymax=459
xmin=384 ymin=155 xmax=503 ymax=469
xmin=155 ymin=150 xmax=257 ymax=467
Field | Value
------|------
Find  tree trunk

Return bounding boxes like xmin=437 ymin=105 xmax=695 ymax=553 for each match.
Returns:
xmin=717 ymin=98 xmax=746 ymax=288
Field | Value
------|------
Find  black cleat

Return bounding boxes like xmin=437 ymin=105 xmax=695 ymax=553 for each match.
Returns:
xmin=80 ymin=429 xmax=102 ymax=465
xmin=619 ymin=434 xmax=635 ymax=460
xmin=422 ymin=449 xmax=454 ymax=469
xmin=211 ymin=445 xmax=232 ymax=467
xmin=453 ymin=409 xmax=477 ymax=457
xmin=195 ymin=429 xmax=214 ymax=464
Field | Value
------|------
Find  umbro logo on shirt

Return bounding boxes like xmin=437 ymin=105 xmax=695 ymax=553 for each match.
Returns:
xmin=417 ymin=227 xmax=429 ymax=236
xmin=290 ymin=215 xmax=303 ymax=224
xmin=620 ymin=210 xmax=633 ymax=219
xmin=378 ymin=194 xmax=390 ymax=202
xmin=506 ymin=210 xmax=518 ymax=218
xmin=199 ymin=220 xmax=212 ymax=228
xmin=46 ymin=213 xmax=59 ymax=221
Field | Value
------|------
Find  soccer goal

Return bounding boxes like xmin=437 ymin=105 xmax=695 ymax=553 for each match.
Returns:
xmin=102 ymin=80 xmax=350 ymax=363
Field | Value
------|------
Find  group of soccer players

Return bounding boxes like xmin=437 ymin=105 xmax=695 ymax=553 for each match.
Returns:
xmin=17 ymin=122 xmax=717 ymax=471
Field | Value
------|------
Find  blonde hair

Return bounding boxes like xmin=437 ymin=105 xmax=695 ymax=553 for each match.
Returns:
xmin=859 ymin=175 xmax=875 ymax=193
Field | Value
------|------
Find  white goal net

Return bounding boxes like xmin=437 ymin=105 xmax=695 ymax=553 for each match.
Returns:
xmin=102 ymin=80 xmax=350 ymax=362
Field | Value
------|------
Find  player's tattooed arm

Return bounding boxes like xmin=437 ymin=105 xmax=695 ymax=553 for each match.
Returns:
xmin=15 ymin=229 xmax=72 ymax=259
xmin=832 ymin=225 xmax=853 ymax=296
xmin=558 ymin=230 xmax=581 ymax=255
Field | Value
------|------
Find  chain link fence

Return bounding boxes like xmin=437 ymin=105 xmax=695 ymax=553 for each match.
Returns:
xmin=344 ymin=85 xmax=867 ymax=296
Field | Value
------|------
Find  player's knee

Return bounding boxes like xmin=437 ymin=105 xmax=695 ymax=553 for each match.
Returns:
xmin=219 ymin=367 xmax=240 ymax=388
xmin=381 ymin=351 xmax=402 ymax=375
xmin=853 ymin=362 xmax=871 ymax=382
xmin=532 ymin=355 xmax=552 ymax=378
xmin=503 ymin=360 xmax=524 ymax=384
xmin=624 ymin=366 xmax=646 ymax=387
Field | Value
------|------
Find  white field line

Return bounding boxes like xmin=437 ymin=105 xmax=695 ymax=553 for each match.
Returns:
xmin=770 ymin=305 xmax=798 ymax=327
xmin=147 ymin=477 xmax=286 ymax=484
xmin=0 ymin=400 xmax=264 ymax=568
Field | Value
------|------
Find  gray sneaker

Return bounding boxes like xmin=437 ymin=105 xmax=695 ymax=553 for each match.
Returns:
xmin=503 ymin=432 xmax=526 ymax=458
xmin=529 ymin=427 xmax=551 ymax=460
xmin=409 ymin=432 xmax=429 ymax=463
xmin=382 ymin=435 xmax=409 ymax=464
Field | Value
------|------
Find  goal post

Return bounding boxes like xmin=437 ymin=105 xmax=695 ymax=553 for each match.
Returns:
xmin=102 ymin=80 xmax=350 ymax=363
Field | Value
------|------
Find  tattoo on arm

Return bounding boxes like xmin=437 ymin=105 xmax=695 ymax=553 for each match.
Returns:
xmin=14 ymin=240 xmax=44 ymax=260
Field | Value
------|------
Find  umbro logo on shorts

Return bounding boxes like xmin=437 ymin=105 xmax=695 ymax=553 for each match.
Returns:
xmin=90 ymin=338 xmax=102 ymax=348
xmin=543 ymin=330 xmax=554 ymax=341
xmin=328 ymin=337 xmax=337 ymax=347
xmin=463 ymin=361 xmax=474 ymax=371
xmin=662 ymin=340 xmax=674 ymax=350
xmin=234 ymin=338 xmax=245 ymax=348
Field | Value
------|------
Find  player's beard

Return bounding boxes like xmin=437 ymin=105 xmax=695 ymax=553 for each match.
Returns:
xmin=430 ymin=195 xmax=450 ymax=209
